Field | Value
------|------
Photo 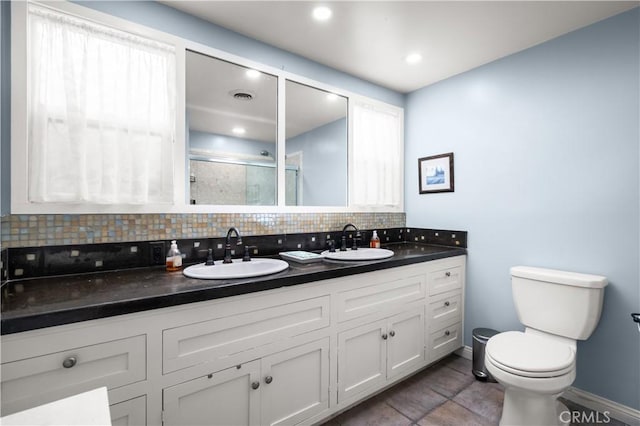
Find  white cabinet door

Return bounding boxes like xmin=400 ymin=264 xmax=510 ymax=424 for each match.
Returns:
xmin=260 ymin=338 xmax=329 ymax=426
xmin=163 ymin=360 xmax=261 ymax=426
xmin=386 ymin=307 xmax=425 ymax=380
xmin=163 ymin=338 xmax=329 ymax=426
xmin=338 ymin=307 xmax=426 ymax=403
xmin=110 ymin=396 xmax=146 ymax=426
xmin=337 ymin=319 xmax=387 ymax=402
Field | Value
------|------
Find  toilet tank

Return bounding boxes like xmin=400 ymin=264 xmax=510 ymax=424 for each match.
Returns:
xmin=510 ymin=266 xmax=607 ymax=340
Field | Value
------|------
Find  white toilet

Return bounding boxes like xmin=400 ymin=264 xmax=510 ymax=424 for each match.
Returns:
xmin=485 ymin=266 xmax=608 ymax=426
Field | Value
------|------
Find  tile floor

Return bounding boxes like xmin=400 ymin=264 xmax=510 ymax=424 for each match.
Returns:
xmin=322 ymin=354 xmax=629 ymax=426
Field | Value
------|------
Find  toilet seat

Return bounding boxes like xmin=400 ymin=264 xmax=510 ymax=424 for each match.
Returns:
xmin=486 ymin=331 xmax=575 ymax=378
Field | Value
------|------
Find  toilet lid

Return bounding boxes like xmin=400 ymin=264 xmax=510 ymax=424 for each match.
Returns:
xmin=486 ymin=331 xmax=575 ymax=377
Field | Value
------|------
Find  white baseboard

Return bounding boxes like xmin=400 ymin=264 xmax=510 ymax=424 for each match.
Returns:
xmin=456 ymin=345 xmax=639 ymax=425
xmin=455 ymin=345 xmax=473 ymax=360
xmin=562 ymin=387 xmax=640 ymax=426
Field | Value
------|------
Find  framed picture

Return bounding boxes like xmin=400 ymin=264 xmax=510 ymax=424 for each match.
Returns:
xmin=418 ymin=152 xmax=454 ymax=194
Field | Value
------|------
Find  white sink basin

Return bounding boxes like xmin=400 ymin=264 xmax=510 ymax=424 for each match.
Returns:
xmin=183 ymin=258 xmax=289 ymax=280
xmin=321 ymin=248 xmax=394 ymax=261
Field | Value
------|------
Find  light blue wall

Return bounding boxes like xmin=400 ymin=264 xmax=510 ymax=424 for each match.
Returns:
xmin=286 ymin=118 xmax=348 ymax=206
xmin=76 ymin=1 xmax=404 ymax=108
xmin=405 ymin=8 xmax=639 ymax=409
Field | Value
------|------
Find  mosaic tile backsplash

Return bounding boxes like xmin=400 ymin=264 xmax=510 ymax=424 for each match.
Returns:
xmin=0 ymin=212 xmax=405 ymax=248
xmin=2 ymin=227 xmax=467 ymax=281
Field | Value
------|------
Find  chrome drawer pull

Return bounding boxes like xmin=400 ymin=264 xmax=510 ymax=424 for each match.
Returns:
xmin=444 ymin=330 xmax=451 ymax=336
xmin=445 ymin=272 xmax=451 ymax=277
xmin=444 ymin=301 xmax=450 ymax=307
xmin=62 ymin=356 xmax=77 ymax=369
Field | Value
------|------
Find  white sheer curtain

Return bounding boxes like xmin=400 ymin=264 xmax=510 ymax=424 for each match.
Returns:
xmin=352 ymin=102 xmax=402 ymax=206
xmin=28 ymin=5 xmax=176 ymax=204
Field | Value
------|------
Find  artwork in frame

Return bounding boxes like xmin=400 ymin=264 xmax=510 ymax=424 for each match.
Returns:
xmin=418 ymin=152 xmax=454 ymax=194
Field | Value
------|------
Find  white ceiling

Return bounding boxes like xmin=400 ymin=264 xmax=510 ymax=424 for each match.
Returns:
xmin=164 ymin=1 xmax=637 ymax=94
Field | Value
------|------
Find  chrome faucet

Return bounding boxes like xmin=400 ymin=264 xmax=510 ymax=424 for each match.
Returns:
xmin=223 ymin=227 xmax=243 ymax=263
xmin=341 ymin=223 xmax=361 ymax=251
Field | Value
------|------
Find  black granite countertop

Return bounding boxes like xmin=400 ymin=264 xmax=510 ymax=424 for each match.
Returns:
xmin=1 ymin=243 xmax=466 ymax=335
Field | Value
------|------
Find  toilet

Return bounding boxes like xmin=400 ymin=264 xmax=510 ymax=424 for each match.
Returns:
xmin=485 ymin=266 xmax=607 ymax=426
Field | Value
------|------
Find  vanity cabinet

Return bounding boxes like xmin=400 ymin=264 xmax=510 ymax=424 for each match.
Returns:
xmin=163 ymin=338 xmax=329 ymax=426
xmin=0 ymin=255 xmax=466 ymax=425
xmin=337 ymin=307 xmax=425 ymax=403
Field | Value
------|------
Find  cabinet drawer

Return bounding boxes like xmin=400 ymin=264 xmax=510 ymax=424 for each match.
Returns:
xmin=163 ymin=296 xmax=330 ymax=374
xmin=427 ymin=291 xmax=462 ymax=331
xmin=427 ymin=322 xmax=462 ymax=363
xmin=337 ymin=275 xmax=425 ymax=322
xmin=1 ymin=335 xmax=146 ymax=415
xmin=428 ymin=265 xmax=463 ymax=295
xmin=110 ymin=395 xmax=146 ymax=426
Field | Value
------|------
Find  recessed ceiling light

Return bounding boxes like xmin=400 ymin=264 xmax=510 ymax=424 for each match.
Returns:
xmin=245 ymin=69 xmax=260 ymax=79
xmin=312 ymin=6 xmax=332 ymax=21
xmin=326 ymin=93 xmax=338 ymax=101
xmin=405 ymin=53 xmax=422 ymax=65
xmin=232 ymin=127 xmax=246 ymax=135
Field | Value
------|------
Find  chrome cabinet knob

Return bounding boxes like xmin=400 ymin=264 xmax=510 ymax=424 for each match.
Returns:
xmin=62 ymin=356 xmax=77 ymax=369
xmin=265 ymin=375 xmax=273 ymax=384
xmin=381 ymin=333 xmax=388 ymax=340
xmin=444 ymin=301 xmax=450 ymax=307
xmin=389 ymin=330 xmax=396 ymax=337
xmin=251 ymin=381 xmax=260 ymax=390
xmin=444 ymin=330 xmax=451 ymax=336
xmin=445 ymin=271 xmax=451 ymax=277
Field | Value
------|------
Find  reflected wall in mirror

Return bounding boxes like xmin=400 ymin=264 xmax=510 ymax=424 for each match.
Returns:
xmin=186 ymin=50 xmax=278 ymax=205
xmin=285 ymin=80 xmax=348 ymax=206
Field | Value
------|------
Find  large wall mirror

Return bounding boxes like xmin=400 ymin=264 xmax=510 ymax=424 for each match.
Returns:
xmin=11 ymin=0 xmax=402 ymax=214
xmin=285 ymin=81 xmax=348 ymax=206
xmin=186 ymin=50 xmax=278 ymax=205
xmin=186 ymin=50 xmax=349 ymax=207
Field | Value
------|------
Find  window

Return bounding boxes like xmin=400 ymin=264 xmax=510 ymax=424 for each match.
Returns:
xmin=27 ymin=4 xmax=176 ymax=204
xmin=351 ymin=101 xmax=404 ymax=207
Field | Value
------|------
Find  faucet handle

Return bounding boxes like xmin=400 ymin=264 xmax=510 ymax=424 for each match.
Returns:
xmin=352 ymin=231 xmax=361 ymax=251
xmin=327 ymin=240 xmax=336 ymax=253
xmin=205 ymin=248 xmax=215 ymax=266
xmin=243 ymin=246 xmax=257 ymax=262
xmin=340 ymin=236 xmax=348 ymax=251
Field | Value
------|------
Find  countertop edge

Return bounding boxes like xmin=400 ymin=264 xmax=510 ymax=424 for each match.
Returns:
xmin=1 ymin=246 xmax=466 ymax=335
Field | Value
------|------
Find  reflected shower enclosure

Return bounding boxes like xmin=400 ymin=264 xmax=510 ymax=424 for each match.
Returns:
xmin=186 ymin=50 xmax=278 ymax=205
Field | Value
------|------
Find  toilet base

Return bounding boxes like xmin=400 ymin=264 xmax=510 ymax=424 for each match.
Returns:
xmin=499 ymin=387 xmax=569 ymax=426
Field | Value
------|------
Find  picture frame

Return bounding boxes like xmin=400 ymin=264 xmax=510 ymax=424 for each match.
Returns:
xmin=418 ymin=152 xmax=455 ymax=194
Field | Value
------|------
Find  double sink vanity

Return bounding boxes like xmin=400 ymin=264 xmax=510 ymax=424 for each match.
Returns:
xmin=1 ymin=228 xmax=467 ymax=426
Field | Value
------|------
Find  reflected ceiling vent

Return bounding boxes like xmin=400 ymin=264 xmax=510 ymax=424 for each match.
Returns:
xmin=229 ymin=89 xmax=255 ymax=101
